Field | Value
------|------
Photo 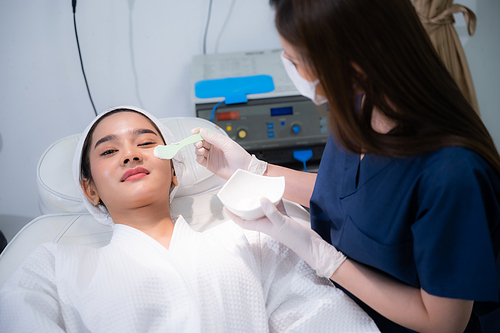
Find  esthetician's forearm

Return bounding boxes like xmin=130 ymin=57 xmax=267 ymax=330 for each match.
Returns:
xmin=265 ymin=163 xmax=317 ymax=207
xmin=332 ymin=260 xmax=473 ymax=333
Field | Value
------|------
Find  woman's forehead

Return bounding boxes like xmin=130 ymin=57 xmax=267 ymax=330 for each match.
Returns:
xmin=92 ymin=112 xmax=160 ymax=142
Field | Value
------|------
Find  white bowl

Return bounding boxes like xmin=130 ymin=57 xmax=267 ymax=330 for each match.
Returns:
xmin=217 ymin=169 xmax=285 ymax=220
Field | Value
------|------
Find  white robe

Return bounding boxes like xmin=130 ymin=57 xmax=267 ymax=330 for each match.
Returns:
xmin=0 ymin=217 xmax=379 ymax=333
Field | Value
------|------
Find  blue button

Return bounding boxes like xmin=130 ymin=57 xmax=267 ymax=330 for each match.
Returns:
xmin=281 ymin=121 xmax=285 ymax=126
xmin=292 ymin=125 xmax=301 ymax=133
xmin=267 ymin=131 xmax=275 ymax=138
xmin=267 ymin=123 xmax=274 ymax=130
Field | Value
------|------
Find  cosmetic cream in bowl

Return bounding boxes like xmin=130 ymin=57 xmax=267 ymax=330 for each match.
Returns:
xmin=217 ymin=169 xmax=285 ymax=220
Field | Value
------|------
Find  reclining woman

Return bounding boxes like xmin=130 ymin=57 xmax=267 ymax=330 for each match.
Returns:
xmin=0 ymin=107 xmax=379 ymax=333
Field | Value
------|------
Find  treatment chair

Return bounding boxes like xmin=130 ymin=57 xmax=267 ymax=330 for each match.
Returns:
xmin=0 ymin=117 xmax=311 ymax=288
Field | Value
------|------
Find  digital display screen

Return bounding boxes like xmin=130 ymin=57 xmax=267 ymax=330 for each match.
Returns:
xmin=270 ymin=106 xmax=293 ymax=117
xmin=216 ymin=111 xmax=240 ymax=121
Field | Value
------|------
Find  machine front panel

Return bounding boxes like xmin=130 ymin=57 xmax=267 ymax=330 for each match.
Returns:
xmin=196 ymin=96 xmax=329 ymax=152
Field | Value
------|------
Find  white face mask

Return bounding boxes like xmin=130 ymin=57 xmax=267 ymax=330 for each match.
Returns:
xmin=280 ymin=52 xmax=327 ymax=106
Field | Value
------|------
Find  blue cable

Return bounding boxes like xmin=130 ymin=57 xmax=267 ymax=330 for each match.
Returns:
xmin=210 ymin=100 xmax=225 ymax=122
xmin=293 ymin=149 xmax=313 ymax=172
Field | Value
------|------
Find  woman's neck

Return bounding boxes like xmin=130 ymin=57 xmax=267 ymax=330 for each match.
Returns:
xmin=360 ymin=105 xmax=398 ymax=161
xmin=110 ymin=205 xmax=175 ymax=249
xmin=371 ymin=105 xmax=397 ymax=134
xmin=358 ymin=93 xmax=397 ymax=134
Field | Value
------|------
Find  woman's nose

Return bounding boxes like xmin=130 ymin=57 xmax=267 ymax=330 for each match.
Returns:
xmin=122 ymin=149 xmax=142 ymax=165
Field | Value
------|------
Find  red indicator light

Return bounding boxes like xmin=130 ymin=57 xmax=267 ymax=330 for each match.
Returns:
xmin=216 ymin=111 xmax=240 ymax=121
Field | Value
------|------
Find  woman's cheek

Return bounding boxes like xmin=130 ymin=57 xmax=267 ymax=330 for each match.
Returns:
xmin=92 ymin=162 xmax=112 ymax=185
xmin=102 ymin=170 xmax=112 ymax=181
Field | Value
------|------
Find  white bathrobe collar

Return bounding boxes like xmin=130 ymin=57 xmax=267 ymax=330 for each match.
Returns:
xmin=110 ymin=216 xmax=196 ymax=256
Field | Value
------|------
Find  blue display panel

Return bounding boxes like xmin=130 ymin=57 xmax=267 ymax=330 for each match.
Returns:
xmin=270 ymin=106 xmax=293 ymax=117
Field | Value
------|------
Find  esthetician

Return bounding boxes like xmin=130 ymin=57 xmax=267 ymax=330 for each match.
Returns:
xmin=193 ymin=0 xmax=500 ymax=331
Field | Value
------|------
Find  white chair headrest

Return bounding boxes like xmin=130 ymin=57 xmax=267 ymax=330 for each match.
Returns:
xmin=37 ymin=117 xmax=226 ymax=215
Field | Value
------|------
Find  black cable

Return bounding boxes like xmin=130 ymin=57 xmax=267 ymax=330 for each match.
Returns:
xmin=73 ymin=8 xmax=97 ymax=116
xmin=214 ymin=0 xmax=237 ymax=53
xmin=203 ymin=0 xmax=214 ymax=54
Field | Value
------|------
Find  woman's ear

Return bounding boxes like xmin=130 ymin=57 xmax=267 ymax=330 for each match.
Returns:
xmin=169 ymin=164 xmax=178 ymax=196
xmin=172 ymin=165 xmax=178 ymax=187
xmin=171 ymin=163 xmax=178 ymax=187
xmin=81 ymin=179 xmax=101 ymax=206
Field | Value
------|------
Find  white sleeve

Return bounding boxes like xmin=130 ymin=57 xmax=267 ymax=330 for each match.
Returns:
xmin=250 ymin=232 xmax=379 ymax=333
xmin=0 ymin=244 xmax=66 ymax=333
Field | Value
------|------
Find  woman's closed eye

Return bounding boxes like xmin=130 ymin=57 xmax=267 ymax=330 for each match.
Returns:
xmin=100 ymin=149 xmax=117 ymax=156
xmin=138 ymin=141 xmax=157 ymax=147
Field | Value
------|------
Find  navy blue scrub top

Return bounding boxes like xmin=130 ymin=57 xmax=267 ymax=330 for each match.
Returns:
xmin=310 ymin=135 xmax=500 ymax=332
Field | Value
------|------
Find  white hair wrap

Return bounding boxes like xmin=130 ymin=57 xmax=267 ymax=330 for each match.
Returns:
xmin=72 ymin=106 xmax=184 ymax=226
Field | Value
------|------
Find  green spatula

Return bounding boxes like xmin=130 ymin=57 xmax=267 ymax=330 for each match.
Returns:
xmin=154 ymin=132 xmax=204 ymax=160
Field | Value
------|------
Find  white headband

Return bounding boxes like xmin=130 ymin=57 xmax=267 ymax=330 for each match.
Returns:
xmin=72 ymin=106 xmax=184 ymax=226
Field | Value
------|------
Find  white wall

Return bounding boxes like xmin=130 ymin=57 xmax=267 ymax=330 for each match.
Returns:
xmin=457 ymin=0 xmax=500 ymax=148
xmin=0 ymin=0 xmax=498 ymax=240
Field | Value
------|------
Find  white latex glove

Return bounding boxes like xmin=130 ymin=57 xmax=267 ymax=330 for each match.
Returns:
xmin=192 ymin=128 xmax=267 ymax=180
xmin=226 ymin=198 xmax=347 ymax=279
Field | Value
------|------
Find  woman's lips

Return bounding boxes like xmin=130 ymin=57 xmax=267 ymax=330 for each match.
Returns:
xmin=121 ymin=167 xmax=150 ymax=182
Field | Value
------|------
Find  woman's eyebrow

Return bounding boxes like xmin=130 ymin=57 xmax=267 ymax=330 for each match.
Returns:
xmin=133 ymin=128 xmax=158 ymax=137
xmin=94 ymin=135 xmax=117 ymax=149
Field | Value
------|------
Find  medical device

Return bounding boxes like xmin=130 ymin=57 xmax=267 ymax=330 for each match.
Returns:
xmin=191 ymin=49 xmax=329 ymax=169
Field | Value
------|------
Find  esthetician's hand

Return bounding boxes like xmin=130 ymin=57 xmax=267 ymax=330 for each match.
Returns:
xmin=192 ymin=128 xmax=267 ymax=180
xmin=227 ymin=198 xmax=347 ymax=279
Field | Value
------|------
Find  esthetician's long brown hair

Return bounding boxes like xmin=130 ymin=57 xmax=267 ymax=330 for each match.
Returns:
xmin=271 ymin=0 xmax=500 ymax=176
